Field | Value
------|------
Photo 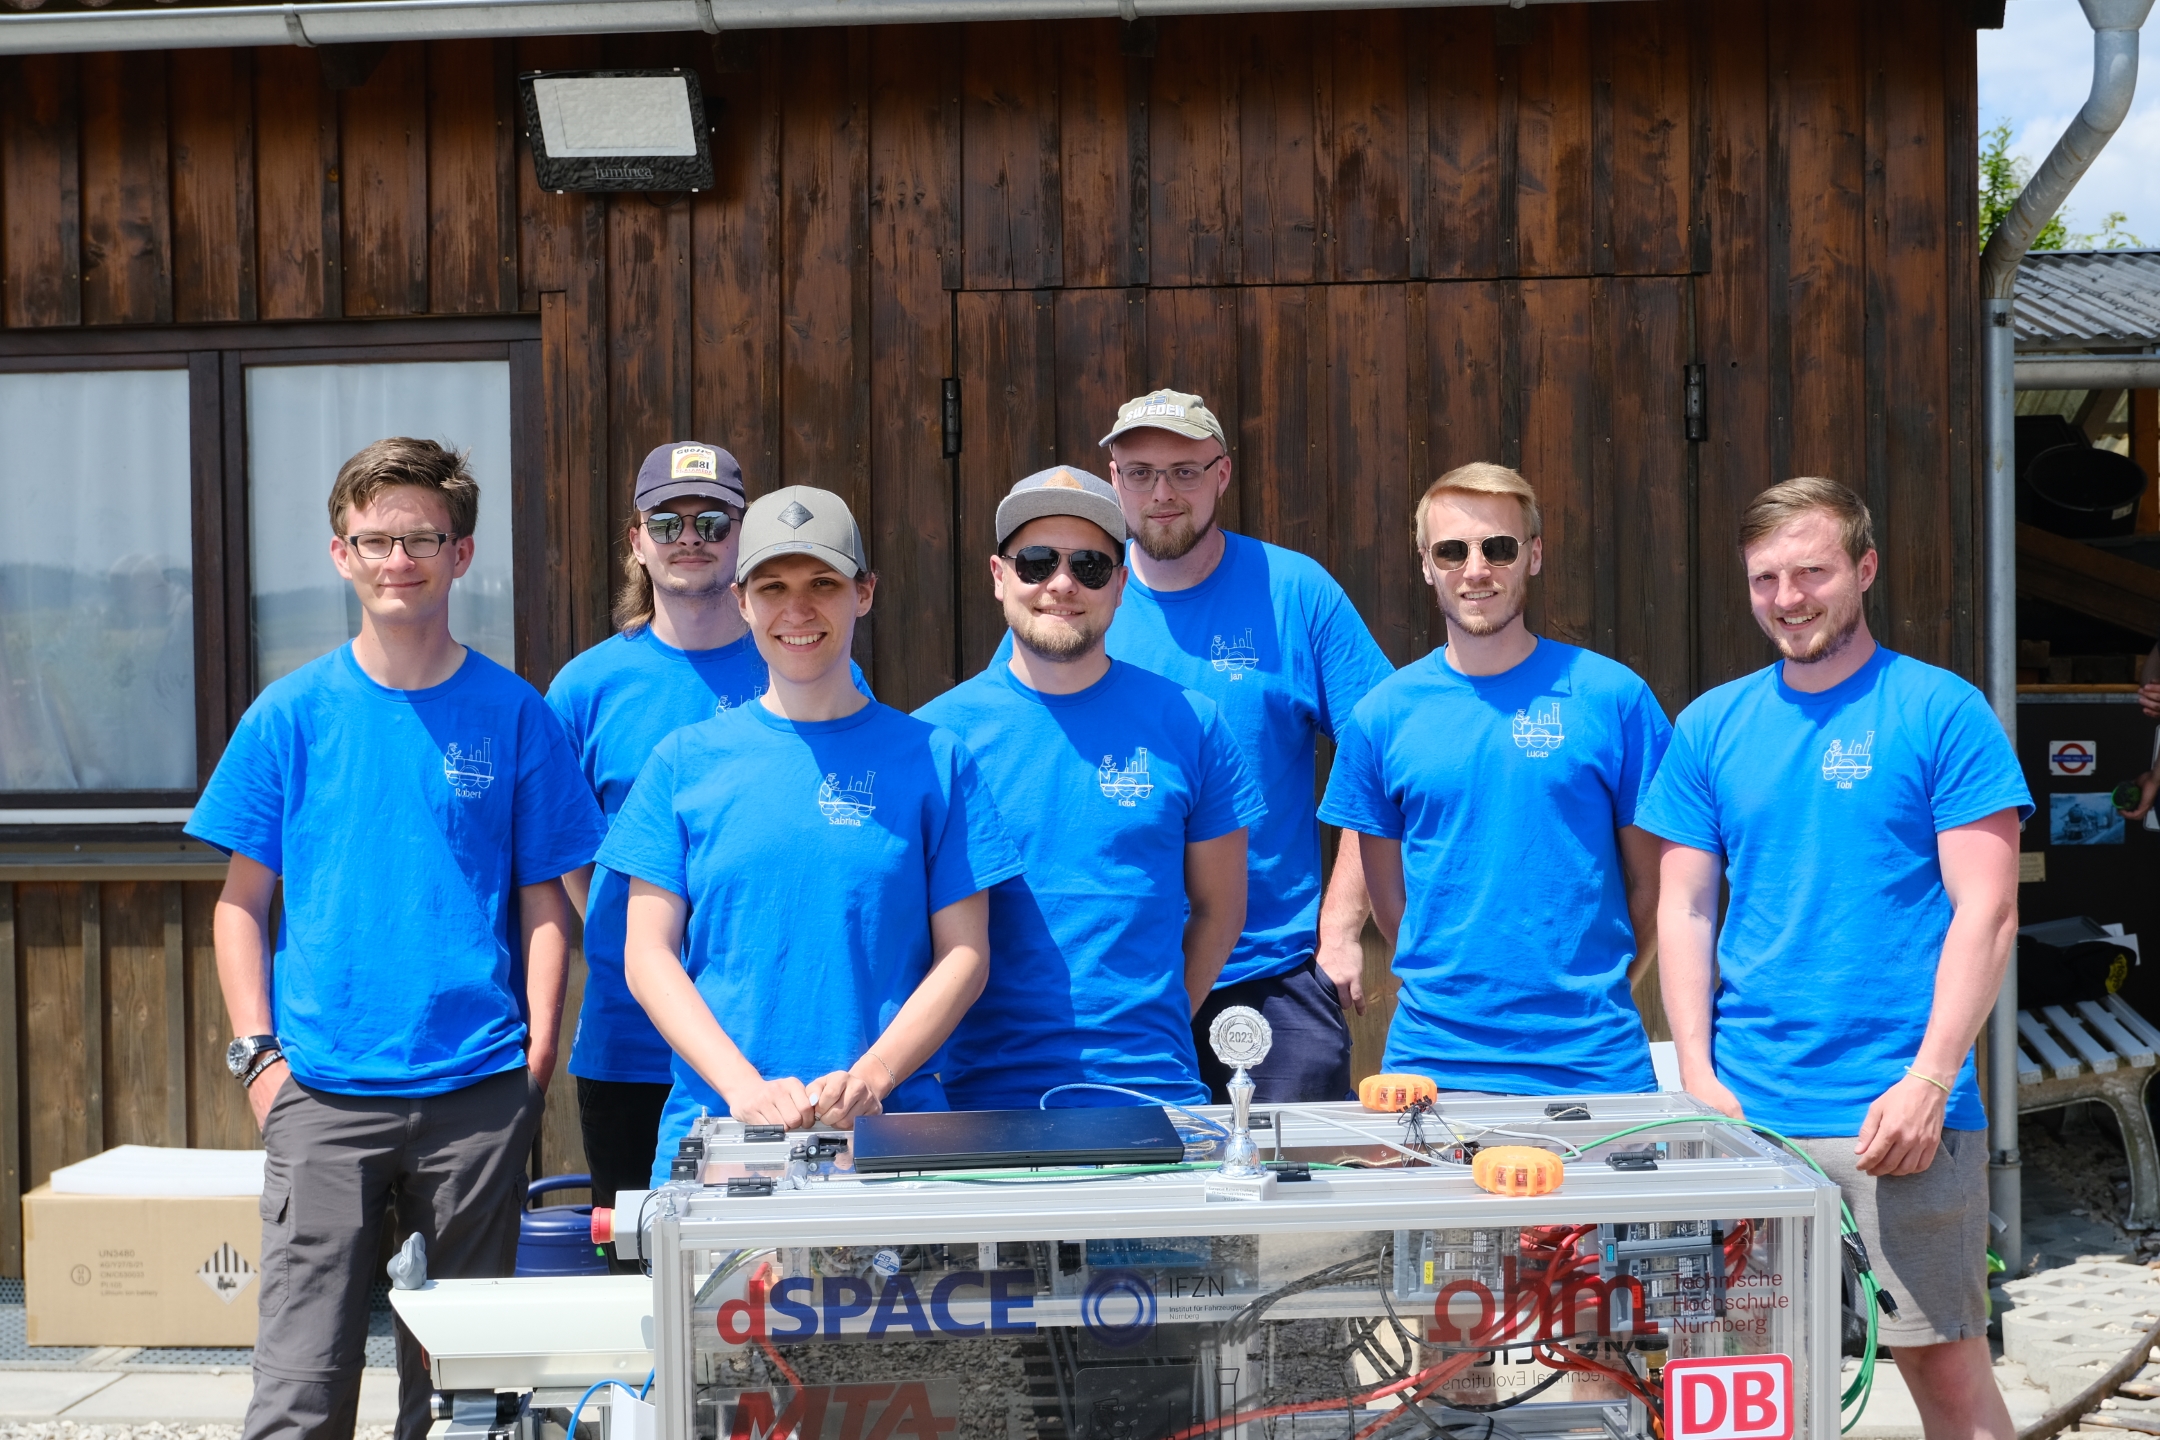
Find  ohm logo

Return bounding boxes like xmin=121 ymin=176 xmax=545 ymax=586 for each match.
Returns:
xmin=1081 ymin=1269 xmax=1156 ymax=1348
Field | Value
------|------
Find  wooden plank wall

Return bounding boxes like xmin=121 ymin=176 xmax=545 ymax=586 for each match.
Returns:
xmin=1 ymin=0 xmax=1983 ymax=1272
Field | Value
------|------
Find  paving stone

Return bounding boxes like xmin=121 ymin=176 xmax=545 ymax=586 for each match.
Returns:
xmin=0 ymin=1376 xmax=123 ymax=1422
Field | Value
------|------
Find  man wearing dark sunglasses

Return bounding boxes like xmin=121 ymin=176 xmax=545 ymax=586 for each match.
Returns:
xmin=544 ymin=442 xmax=866 ymax=1224
xmin=1320 ymin=463 xmax=1671 ymax=1098
xmin=922 ymin=466 xmax=1264 ymax=1113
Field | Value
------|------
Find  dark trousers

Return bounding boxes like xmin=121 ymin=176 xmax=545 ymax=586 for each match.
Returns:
xmin=576 ymin=1076 xmax=672 ymax=1272
xmin=1192 ymin=957 xmax=1355 ymax=1103
xmin=244 ymin=1067 xmax=542 ymax=1440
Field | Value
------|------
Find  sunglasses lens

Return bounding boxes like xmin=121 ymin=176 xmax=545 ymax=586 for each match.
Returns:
xmin=693 ymin=511 xmax=734 ymax=542
xmin=1067 ymin=551 xmax=1116 ymax=589
xmin=1432 ymin=540 xmax=1470 ymax=569
xmin=1011 ymin=547 xmax=1062 ymax=584
xmin=646 ymin=515 xmax=683 ymax=543
xmin=1483 ymin=535 xmax=1520 ymax=566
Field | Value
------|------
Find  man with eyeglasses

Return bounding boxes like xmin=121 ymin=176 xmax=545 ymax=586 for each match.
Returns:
xmin=922 ymin=466 xmax=1263 ymax=1111
xmin=1319 ymin=463 xmax=1670 ymax=1096
xmin=1080 ymin=389 xmax=1393 ymax=1104
xmin=545 ymin=442 xmax=866 ymax=1221
xmin=189 ymin=438 xmax=604 ymax=1440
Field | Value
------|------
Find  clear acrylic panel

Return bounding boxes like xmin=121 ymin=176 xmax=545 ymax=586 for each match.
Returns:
xmin=0 ymin=369 xmax=195 ymax=792
xmin=246 ymin=361 xmax=515 ymax=688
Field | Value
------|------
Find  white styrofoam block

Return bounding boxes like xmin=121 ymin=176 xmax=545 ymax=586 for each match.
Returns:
xmin=48 ymin=1144 xmax=265 ymax=1197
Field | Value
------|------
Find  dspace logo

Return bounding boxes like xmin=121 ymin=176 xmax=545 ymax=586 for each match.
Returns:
xmin=1081 ymin=1269 xmax=1156 ymax=1348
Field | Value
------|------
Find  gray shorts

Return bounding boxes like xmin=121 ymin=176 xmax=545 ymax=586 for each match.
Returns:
xmin=1794 ymin=1128 xmax=1991 ymax=1347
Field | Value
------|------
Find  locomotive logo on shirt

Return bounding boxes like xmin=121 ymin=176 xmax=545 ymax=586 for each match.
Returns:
xmin=442 ymin=739 xmax=496 ymax=799
xmin=1210 ymin=629 xmax=1259 ymax=679
xmin=1098 ymin=748 xmax=1156 ymax=807
xmin=1511 ymin=705 xmax=1564 ymax=759
xmin=818 ymin=771 xmax=877 ymax=826
xmin=715 ymin=684 xmax=766 ymax=717
xmin=1822 ymin=732 xmax=1874 ymax=788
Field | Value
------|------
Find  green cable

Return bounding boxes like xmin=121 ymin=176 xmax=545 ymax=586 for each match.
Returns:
xmin=1568 ymin=1114 xmax=1881 ymax=1430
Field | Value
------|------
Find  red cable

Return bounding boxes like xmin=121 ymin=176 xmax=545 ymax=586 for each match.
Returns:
xmin=747 ymin=1262 xmax=805 ymax=1391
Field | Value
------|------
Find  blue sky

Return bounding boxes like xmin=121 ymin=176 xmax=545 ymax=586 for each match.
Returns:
xmin=1979 ymin=0 xmax=2160 ymax=246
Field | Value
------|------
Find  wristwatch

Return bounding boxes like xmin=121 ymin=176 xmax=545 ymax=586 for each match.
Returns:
xmin=226 ymin=1034 xmax=283 ymax=1085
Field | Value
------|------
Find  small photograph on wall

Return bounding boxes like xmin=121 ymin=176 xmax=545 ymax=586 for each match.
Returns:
xmin=2052 ymin=793 xmax=2126 ymax=846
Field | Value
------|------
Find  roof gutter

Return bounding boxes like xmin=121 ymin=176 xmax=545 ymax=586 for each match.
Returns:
xmin=1977 ymin=0 xmax=2153 ymax=1289
xmin=2014 ymin=354 xmax=2160 ymax=389
xmin=0 ymin=0 xmax=1620 ymax=56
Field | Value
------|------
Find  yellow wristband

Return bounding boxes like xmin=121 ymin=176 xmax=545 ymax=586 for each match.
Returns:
xmin=1904 ymin=1065 xmax=1952 ymax=1096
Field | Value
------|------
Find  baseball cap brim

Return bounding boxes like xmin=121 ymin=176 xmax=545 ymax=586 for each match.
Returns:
xmin=736 ymin=540 xmax=861 ymax=583
xmin=640 ymin=479 xmax=746 ymax=510
xmin=995 ymin=489 xmax=1127 ymax=549
xmin=1099 ymin=414 xmax=1223 ymax=447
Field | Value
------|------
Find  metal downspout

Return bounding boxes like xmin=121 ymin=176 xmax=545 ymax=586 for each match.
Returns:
xmin=1978 ymin=0 xmax=2153 ymax=1278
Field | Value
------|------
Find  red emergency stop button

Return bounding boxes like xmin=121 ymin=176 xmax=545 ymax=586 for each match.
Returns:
xmin=590 ymin=1207 xmax=614 ymax=1244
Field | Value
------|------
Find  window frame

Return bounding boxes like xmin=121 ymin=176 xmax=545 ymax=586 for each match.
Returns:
xmin=0 ymin=317 xmax=542 ymax=828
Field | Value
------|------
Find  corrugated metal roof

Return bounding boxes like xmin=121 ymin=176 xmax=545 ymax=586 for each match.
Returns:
xmin=2015 ymin=249 xmax=2160 ymax=351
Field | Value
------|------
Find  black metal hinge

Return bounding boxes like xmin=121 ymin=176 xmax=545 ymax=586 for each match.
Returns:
xmin=1684 ymin=364 xmax=1707 ymax=443
xmin=942 ymin=377 xmax=962 ymax=458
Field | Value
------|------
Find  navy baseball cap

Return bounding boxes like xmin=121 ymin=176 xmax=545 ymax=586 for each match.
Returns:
xmin=635 ymin=442 xmax=746 ymax=510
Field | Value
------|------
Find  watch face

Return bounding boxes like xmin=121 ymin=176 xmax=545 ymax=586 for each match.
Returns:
xmin=226 ymin=1038 xmax=254 ymax=1077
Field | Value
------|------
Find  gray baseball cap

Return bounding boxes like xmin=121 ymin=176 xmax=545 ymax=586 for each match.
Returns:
xmin=635 ymin=441 xmax=746 ymax=510
xmin=1099 ymin=388 xmax=1228 ymax=449
xmin=735 ymin=485 xmax=867 ymax=583
xmin=995 ymin=466 xmax=1127 ymax=550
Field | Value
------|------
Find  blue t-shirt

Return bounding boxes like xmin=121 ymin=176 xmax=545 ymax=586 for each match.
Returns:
xmin=1635 ymin=647 xmax=2033 ymax=1136
xmin=1320 ymin=640 xmax=1670 ymax=1094
xmin=995 ymin=531 xmax=1393 ymax=985
xmin=186 ymin=645 xmax=606 ymax=1097
xmin=545 ymin=628 xmax=868 ymax=1084
xmin=595 ymin=699 xmax=1024 ymax=1171
xmin=916 ymin=660 xmax=1267 ymax=1110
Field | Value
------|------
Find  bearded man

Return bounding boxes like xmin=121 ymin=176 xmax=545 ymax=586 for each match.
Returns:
xmin=1639 ymin=477 xmax=2028 ymax=1440
xmin=921 ymin=466 xmax=1263 ymax=1110
xmin=1081 ymin=389 xmax=1396 ymax=1103
xmin=1319 ymin=463 xmax=1670 ymax=1093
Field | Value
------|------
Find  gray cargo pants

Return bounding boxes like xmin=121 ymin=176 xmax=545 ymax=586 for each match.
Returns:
xmin=244 ymin=1067 xmax=543 ymax=1440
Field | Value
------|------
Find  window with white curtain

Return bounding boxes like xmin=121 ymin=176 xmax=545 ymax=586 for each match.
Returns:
xmin=0 ymin=369 xmax=196 ymax=793
xmin=246 ymin=361 xmax=517 ymax=688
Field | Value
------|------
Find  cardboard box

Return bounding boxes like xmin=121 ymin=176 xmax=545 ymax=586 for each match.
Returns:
xmin=23 ymin=1185 xmax=263 ymax=1347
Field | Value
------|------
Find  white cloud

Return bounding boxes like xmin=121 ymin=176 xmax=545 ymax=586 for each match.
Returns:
xmin=1980 ymin=0 xmax=2160 ymax=245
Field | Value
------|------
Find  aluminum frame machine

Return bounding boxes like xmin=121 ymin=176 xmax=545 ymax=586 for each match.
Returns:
xmin=621 ymin=1093 xmax=1842 ymax=1440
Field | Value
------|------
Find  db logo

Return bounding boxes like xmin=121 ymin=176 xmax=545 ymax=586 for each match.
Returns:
xmin=1666 ymin=1355 xmax=1793 ymax=1440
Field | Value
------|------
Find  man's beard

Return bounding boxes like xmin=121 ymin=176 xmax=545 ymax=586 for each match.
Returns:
xmin=1762 ymin=595 xmax=1863 ymax=664
xmin=650 ymin=555 xmax=730 ymax=598
xmin=1011 ymin=608 xmax=1102 ymax=662
xmin=1134 ymin=508 xmax=1212 ymax=562
xmin=1438 ymin=579 xmax=1527 ymax=637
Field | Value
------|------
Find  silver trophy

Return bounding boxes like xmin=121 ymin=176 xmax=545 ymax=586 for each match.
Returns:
xmin=1208 ymin=1005 xmax=1273 ymax=1180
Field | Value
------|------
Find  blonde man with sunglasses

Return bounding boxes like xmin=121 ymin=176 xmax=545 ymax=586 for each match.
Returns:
xmin=1319 ymin=463 xmax=1670 ymax=1095
xmin=924 ymin=467 xmax=1263 ymax=1111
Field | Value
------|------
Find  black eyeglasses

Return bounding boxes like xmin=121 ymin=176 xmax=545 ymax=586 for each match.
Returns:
xmin=1002 ymin=545 xmax=1120 ymax=590
xmin=644 ymin=510 xmax=736 ymax=545
xmin=1428 ymin=534 xmax=1522 ymax=571
xmin=1112 ymin=455 xmax=1226 ymax=492
xmin=344 ymin=531 xmax=455 ymax=560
